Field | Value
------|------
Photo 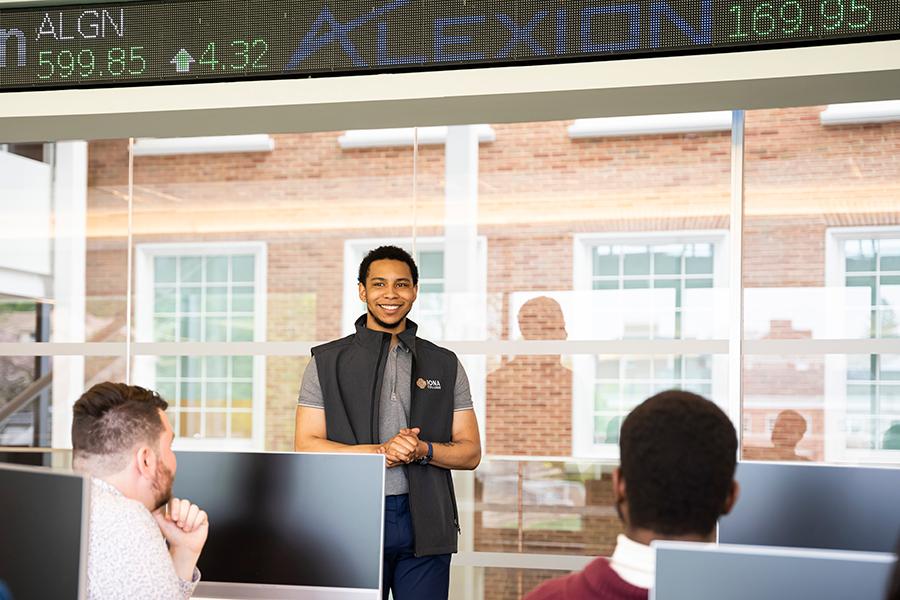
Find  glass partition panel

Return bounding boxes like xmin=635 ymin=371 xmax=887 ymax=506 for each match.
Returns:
xmin=743 ymin=101 xmax=900 ymax=465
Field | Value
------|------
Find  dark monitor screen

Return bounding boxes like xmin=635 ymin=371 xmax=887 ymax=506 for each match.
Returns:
xmin=0 ymin=464 xmax=88 ymax=600
xmin=172 ymin=451 xmax=384 ymax=594
xmin=653 ymin=541 xmax=896 ymax=600
xmin=719 ymin=462 xmax=900 ymax=552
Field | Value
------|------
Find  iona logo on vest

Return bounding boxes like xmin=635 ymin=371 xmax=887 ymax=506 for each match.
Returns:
xmin=416 ymin=378 xmax=441 ymax=390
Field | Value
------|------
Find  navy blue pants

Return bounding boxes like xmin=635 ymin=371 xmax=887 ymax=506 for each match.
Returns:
xmin=383 ymin=494 xmax=451 ymax=600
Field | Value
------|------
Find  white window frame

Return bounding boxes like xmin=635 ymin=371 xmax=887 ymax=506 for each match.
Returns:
xmin=825 ymin=226 xmax=900 ymax=464
xmin=133 ymin=241 xmax=268 ymax=450
xmin=571 ymin=230 xmax=730 ymax=458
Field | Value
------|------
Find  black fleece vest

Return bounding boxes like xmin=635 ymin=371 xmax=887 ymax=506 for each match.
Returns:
xmin=312 ymin=316 xmax=460 ymax=556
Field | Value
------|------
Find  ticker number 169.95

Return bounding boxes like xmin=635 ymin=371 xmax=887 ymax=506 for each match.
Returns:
xmin=728 ymin=0 xmax=874 ymax=38
xmin=38 ymin=46 xmax=147 ymax=80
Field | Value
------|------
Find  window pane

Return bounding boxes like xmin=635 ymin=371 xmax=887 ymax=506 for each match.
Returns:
xmin=154 ymin=256 xmax=176 ymax=283
xmin=232 ymin=255 xmax=254 ymax=282
xmin=180 ymin=316 xmax=201 ymax=341
xmin=622 ymin=246 xmax=650 ymax=276
xmin=153 ymin=317 xmax=175 ymax=342
xmin=180 ymin=382 xmax=201 ymax=408
xmin=180 ymin=286 xmax=202 ymax=313
xmin=845 ymin=240 xmax=876 ymax=272
xmin=206 ymin=356 xmax=228 ymax=378
xmin=232 ymin=286 xmax=254 ymax=312
xmin=593 ymin=247 xmax=618 ymax=277
xmin=154 ymin=287 xmax=176 ymax=313
xmin=180 ymin=412 xmax=201 ymax=438
xmin=206 ymin=382 xmax=228 ymax=408
xmin=180 ymin=356 xmax=201 ymax=378
xmin=230 ymin=316 xmax=254 ymax=341
xmin=205 ymin=317 xmax=228 ymax=342
xmin=232 ymin=382 xmax=253 ymax=409
xmin=231 ymin=413 xmax=252 ymax=438
xmin=156 ymin=356 xmax=176 ymax=379
xmin=205 ymin=256 xmax=228 ymax=282
xmin=653 ymin=245 xmax=682 ymax=275
xmin=419 ymin=251 xmax=443 ymax=279
xmin=180 ymin=257 xmax=202 ymax=283
xmin=232 ymin=356 xmax=253 ymax=379
xmin=205 ymin=286 xmax=228 ymax=312
xmin=205 ymin=412 xmax=227 ymax=437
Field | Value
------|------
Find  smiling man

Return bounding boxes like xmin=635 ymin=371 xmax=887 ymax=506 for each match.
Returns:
xmin=295 ymin=245 xmax=481 ymax=600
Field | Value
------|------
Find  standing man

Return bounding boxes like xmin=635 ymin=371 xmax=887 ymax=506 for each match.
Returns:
xmin=295 ymin=245 xmax=481 ymax=600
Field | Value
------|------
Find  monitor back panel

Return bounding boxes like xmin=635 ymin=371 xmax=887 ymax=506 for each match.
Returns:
xmin=0 ymin=465 xmax=88 ymax=600
xmin=653 ymin=542 xmax=896 ymax=600
xmin=173 ymin=451 xmax=384 ymax=594
xmin=719 ymin=462 xmax=900 ymax=552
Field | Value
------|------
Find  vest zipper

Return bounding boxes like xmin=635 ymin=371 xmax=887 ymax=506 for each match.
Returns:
xmin=370 ymin=334 xmax=388 ymax=444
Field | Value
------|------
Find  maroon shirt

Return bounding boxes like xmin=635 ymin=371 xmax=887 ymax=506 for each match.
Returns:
xmin=524 ymin=558 xmax=649 ymax=600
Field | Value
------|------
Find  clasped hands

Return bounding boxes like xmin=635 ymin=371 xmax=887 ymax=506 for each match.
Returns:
xmin=378 ymin=427 xmax=426 ymax=467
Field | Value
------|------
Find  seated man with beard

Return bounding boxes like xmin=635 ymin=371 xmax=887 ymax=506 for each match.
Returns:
xmin=72 ymin=382 xmax=209 ymax=600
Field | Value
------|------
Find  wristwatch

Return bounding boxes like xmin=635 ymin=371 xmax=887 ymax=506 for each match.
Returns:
xmin=418 ymin=441 xmax=433 ymax=466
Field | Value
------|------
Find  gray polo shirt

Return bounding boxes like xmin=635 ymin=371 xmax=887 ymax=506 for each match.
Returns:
xmin=297 ymin=341 xmax=474 ymax=496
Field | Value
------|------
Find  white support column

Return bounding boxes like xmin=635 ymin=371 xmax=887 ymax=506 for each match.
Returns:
xmin=51 ymin=141 xmax=88 ymax=449
xmin=444 ymin=126 xmax=481 ymax=599
xmin=444 ymin=126 xmax=480 ymax=305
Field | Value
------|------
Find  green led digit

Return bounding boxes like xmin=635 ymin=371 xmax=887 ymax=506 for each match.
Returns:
xmin=780 ymin=0 xmax=803 ymax=33
xmin=848 ymin=0 xmax=873 ymax=29
xmin=728 ymin=5 xmax=750 ymax=38
xmin=199 ymin=42 xmax=219 ymax=70
xmin=57 ymin=50 xmax=75 ymax=78
xmin=38 ymin=50 xmax=55 ymax=79
xmin=752 ymin=3 xmax=777 ymax=35
xmin=129 ymin=47 xmax=147 ymax=75
xmin=108 ymin=48 xmax=126 ymax=75
xmin=77 ymin=50 xmax=95 ymax=77
xmin=820 ymin=0 xmax=845 ymax=30
xmin=231 ymin=40 xmax=249 ymax=70
xmin=251 ymin=39 xmax=268 ymax=69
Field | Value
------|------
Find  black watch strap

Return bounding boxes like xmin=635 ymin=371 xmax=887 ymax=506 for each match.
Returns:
xmin=418 ymin=441 xmax=433 ymax=465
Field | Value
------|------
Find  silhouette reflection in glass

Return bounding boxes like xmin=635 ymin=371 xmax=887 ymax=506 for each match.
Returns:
xmin=743 ymin=409 xmax=811 ymax=462
xmin=884 ymin=423 xmax=900 ymax=451
xmin=487 ymin=296 xmax=572 ymax=455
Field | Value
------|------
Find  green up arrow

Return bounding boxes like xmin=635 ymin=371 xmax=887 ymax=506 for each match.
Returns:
xmin=170 ymin=49 xmax=195 ymax=73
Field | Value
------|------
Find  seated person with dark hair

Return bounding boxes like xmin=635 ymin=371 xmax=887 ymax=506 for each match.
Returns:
xmin=72 ymin=382 xmax=209 ymax=600
xmin=525 ymin=390 xmax=739 ymax=600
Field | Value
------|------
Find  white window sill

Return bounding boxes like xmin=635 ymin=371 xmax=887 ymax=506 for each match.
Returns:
xmin=132 ymin=135 xmax=275 ymax=156
xmin=568 ymin=111 xmax=732 ymax=139
xmin=820 ymin=101 xmax=900 ymax=126
xmin=338 ymin=125 xmax=495 ymax=149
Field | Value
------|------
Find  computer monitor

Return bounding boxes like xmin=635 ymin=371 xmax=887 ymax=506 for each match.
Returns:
xmin=719 ymin=462 xmax=900 ymax=552
xmin=652 ymin=541 xmax=896 ymax=600
xmin=0 ymin=463 xmax=89 ymax=600
xmin=173 ymin=451 xmax=385 ymax=600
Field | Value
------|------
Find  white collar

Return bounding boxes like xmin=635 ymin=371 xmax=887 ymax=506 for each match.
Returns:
xmin=609 ymin=534 xmax=655 ymax=589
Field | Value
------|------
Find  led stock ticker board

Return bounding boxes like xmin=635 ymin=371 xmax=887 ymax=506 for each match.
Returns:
xmin=0 ymin=0 xmax=897 ymax=92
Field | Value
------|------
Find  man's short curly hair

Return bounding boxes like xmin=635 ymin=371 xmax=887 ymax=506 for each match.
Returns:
xmin=358 ymin=245 xmax=419 ymax=286
xmin=72 ymin=382 xmax=168 ymax=467
xmin=619 ymin=389 xmax=737 ymax=536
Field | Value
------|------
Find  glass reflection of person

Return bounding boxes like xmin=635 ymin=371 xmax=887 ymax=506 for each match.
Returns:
xmin=743 ymin=409 xmax=810 ymax=462
xmin=486 ymin=296 xmax=572 ymax=454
